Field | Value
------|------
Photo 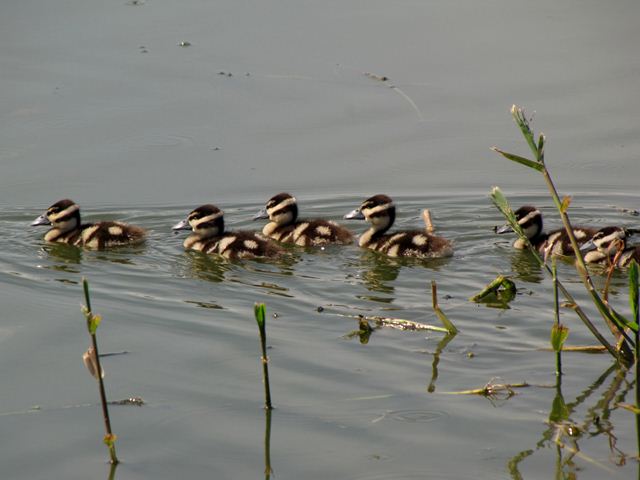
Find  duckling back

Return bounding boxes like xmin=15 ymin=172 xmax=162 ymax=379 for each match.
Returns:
xmin=368 ymin=230 xmax=453 ymax=258
xmin=81 ymin=221 xmax=146 ymax=249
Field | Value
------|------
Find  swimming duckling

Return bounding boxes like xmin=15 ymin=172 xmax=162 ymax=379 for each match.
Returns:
xmin=579 ymin=226 xmax=639 ymax=267
xmin=253 ymin=193 xmax=353 ymax=247
xmin=496 ymin=205 xmax=598 ymax=257
xmin=344 ymin=194 xmax=453 ymax=258
xmin=173 ymin=204 xmax=283 ymax=259
xmin=32 ymin=199 xmax=146 ymax=249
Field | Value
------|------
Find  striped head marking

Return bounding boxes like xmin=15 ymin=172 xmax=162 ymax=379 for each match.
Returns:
xmin=265 ymin=192 xmax=298 ymax=226
xmin=33 ymin=199 xmax=81 ymax=233
xmin=514 ymin=205 xmax=543 ymax=240
xmin=173 ymin=204 xmax=224 ymax=239
xmin=592 ymin=226 xmax=628 ymax=252
xmin=360 ymin=194 xmax=395 ymax=233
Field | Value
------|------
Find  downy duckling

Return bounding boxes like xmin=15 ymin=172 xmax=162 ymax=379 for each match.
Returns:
xmin=32 ymin=199 xmax=146 ymax=249
xmin=344 ymin=194 xmax=453 ymax=258
xmin=496 ymin=205 xmax=598 ymax=257
xmin=579 ymin=226 xmax=639 ymax=267
xmin=254 ymin=192 xmax=353 ymax=246
xmin=173 ymin=204 xmax=283 ymax=259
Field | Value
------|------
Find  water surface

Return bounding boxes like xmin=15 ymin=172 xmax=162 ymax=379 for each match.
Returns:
xmin=2 ymin=0 xmax=640 ymax=479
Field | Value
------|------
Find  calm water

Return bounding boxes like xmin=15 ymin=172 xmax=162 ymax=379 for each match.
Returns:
xmin=2 ymin=0 xmax=640 ymax=479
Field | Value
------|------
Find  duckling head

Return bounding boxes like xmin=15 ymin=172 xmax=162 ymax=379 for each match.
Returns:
xmin=254 ymin=192 xmax=298 ymax=226
xmin=580 ymin=226 xmax=629 ymax=256
xmin=32 ymin=199 xmax=81 ymax=233
xmin=496 ymin=205 xmax=543 ymax=240
xmin=344 ymin=194 xmax=395 ymax=234
xmin=173 ymin=204 xmax=224 ymax=239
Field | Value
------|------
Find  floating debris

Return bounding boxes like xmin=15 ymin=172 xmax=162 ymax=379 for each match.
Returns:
xmin=109 ymin=397 xmax=145 ymax=407
xmin=470 ymin=274 xmax=516 ymax=308
xmin=610 ymin=205 xmax=640 ymax=216
xmin=364 ymin=72 xmax=389 ymax=82
xmin=442 ymin=377 xmax=530 ymax=400
xmin=218 ymin=71 xmax=233 ymax=77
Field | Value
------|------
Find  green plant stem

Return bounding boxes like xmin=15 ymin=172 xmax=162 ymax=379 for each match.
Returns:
xmin=255 ymin=304 xmax=273 ymax=410
xmin=553 ymin=260 xmax=562 ymax=377
xmin=82 ymin=279 xmax=119 ymax=465
xmin=540 ymin=169 xmax=634 ymax=364
xmin=264 ymin=407 xmax=273 ymax=479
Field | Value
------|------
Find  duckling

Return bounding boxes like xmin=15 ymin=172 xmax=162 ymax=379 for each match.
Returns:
xmin=253 ymin=192 xmax=353 ymax=246
xmin=32 ymin=199 xmax=146 ymax=249
xmin=496 ymin=205 xmax=598 ymax=257
xmin=344 ymin=194 xmax=453 ymax=258
xmin=173 ymin=204 xmax=283 ymax=259
xmin=579 ymin=226 xmax=639 ymax=267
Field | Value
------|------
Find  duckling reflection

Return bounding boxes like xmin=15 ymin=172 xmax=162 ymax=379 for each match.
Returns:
xmin=175 ymin=249 xmax=233 ymax=283
xmin=352 ymin=249 xmax=452 ymax=299
xmin=507 ymin=248 xmax=546 ymax=283
xmin=41 ymin=242 xmax=83 ymax=266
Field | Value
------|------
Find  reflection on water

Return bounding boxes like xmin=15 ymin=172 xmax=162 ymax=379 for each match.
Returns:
xmin=176 ymin=251 xmax=234 ymax=283
xmin=351 ymin=250 xmax=452 ymax=298
xmin=43 ymin=243 xmax=83 ymax=265
xmin=508 ymin=364 xmax=636 ymax=478
xmin=507 ymin=249 xmax=545 ymax=283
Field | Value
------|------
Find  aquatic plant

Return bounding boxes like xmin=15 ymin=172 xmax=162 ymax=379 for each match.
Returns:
xmin=470 ymin=274 xmax=517 ymax=308
xmin=254 ymin=303 xmax=273 ymax=410
xmin=81 ymin=278 xmax=119 ymax=465
xmin=550 ymin=258 xmax=569 ymax=376
xmin=492 ymin=105 xmax=638 ymax=366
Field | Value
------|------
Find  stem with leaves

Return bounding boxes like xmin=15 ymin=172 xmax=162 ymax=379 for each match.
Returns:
xmin=491 ymin=187 xmax=623 ymax=362
xmin=492 ymin=105 xmax=636 ymax=365
xmin=81 ymin=278 xmax=119 ymax=465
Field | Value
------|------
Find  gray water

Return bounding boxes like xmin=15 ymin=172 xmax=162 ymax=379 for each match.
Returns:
xmin=2 ymin=1 xmax=640 ymax=479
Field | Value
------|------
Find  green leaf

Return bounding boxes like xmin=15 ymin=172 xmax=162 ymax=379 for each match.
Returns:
xmin=549 ymin=391 xmax=569 ymax=423
xmin=537 ymin=133 xmax=545 ymax=162
xmin=103 ymin=433 xmax=118 ymax=447
xmin=607 ymin=305 xmax=638 ymax=333
xmin=490 ymin=187 xmax=526 ymax=240
xmin=560 ymin=195 xmax=572 ymax=214
xmin=89 ymin=314 xmax=102 ymax=335
xmin=511 ymin=104 xmax=539 ymax=159
xmin=254 ymin=303 xmax=266 ymax=328
xmin=491 ymin=147 xmax=544 ymax=172
xmin=550 ymin=323 xmax=569 ymax=352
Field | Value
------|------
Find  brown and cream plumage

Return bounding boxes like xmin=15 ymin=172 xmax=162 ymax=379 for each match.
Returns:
xmin=173 ymin=204 xmax=282 ymax=259
xmin=344 ymin=194 xmax=453 ymax=258
xmin=32 ymin=199 xmax=146 ymax=249
xmin=254 ymin=192 xmax=353 ymax=247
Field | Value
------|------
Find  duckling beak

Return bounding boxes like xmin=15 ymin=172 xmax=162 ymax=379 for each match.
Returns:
xmin=496 ymin=224 xmax=513 ymax=234
xmin=172 ymin=219 xmax=191 ymax=231
xmin=253 ymin=207 xmax=268 ymax=221
xmin=32 ymin=213 xmax=51 ymax=226
xmin=344 ymin=208 xmax=364 ymax=220
xmin=579 ymin=239 xmax=597 ymax=253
